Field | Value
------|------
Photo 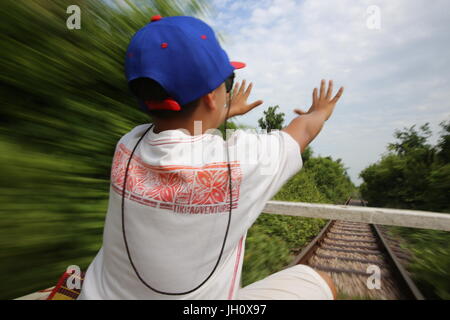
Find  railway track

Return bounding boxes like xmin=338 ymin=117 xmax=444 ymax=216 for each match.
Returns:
xmin=289 ymin=198 xmax=424 ymax=300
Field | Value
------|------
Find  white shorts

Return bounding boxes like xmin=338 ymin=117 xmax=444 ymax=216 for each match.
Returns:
xmin=237 ymin=264 xmax=334 ymax=300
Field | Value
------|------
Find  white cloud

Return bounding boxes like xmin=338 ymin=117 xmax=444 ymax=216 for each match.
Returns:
xmin=207 ymin=0 xmax=450 ymax=185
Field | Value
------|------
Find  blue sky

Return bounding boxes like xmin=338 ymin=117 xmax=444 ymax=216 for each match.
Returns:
xmin=200 ymin=0 xmax=450 ymax=185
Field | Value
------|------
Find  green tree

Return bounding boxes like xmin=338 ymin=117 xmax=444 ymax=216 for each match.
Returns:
xmin=424 ymin=121 xmax=450 ymax=213
xmin=358 ymin=120 xmax=450 ymax=299
xmin=359 ymin=155 xmax=407 ymax=208
xmin=304 ymin=156 xmax=355 ymax=204
xmin=257 ymin=105 xmax=285 ymax=132
xmin=434 ymin=121 xmax=450 ymax=164
xmin=301 ymin=146 xmax=313 ymax=163
xmin=359 ymin=122 xmax=448 ymax=211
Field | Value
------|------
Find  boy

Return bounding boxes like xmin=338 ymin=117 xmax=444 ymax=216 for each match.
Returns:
xmin=78 ymin=15 xmax=343 ymax=300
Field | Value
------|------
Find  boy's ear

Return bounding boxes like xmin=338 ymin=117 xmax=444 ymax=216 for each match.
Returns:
xmin=201 ymin=89 xmax=217 ymax=111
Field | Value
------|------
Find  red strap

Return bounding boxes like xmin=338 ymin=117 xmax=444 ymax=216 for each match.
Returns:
xmin=145 ymin=98 xmax=181 ymax=111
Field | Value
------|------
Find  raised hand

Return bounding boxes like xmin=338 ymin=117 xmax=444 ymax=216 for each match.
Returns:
xmin=227 ymin=80 xmax=263 ymax=118
xmin=294 ymin=80 xmax=344 ymax=121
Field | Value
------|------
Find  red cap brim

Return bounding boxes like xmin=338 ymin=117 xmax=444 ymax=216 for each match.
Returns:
xmin=231 ymin=61 xmax=246 ymax=69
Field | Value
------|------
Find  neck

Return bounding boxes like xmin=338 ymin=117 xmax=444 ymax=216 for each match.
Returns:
xmin=153 ymin=119 xmax=216 ymax=136
xmin=153 ymin=96 xmax=230 ymax=135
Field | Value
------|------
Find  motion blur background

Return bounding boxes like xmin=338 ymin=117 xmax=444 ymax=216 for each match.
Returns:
xmin=1 ymin=0 xmax=449 ymax=300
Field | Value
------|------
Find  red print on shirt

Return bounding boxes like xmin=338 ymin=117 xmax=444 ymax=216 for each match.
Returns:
xmin=111 ymin=143 xmax=242 ymax=214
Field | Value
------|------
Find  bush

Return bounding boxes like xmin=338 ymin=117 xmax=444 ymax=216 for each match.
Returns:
xmin=387 ymin=227 xmax=450 ymax=300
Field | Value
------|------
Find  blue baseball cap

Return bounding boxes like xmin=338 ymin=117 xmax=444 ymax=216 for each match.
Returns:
xmin=125 ymin=15 xmax=245 ymax=112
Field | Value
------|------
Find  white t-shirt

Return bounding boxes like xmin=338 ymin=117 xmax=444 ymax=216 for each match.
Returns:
xmin=78 ymin=123 xmax=303 ymax=300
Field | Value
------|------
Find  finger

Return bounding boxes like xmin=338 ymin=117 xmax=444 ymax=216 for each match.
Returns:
xmin=294 ymin=108 xmax=307 ymax=115
xmin=319 ymin=79 xmax=325 ymax=98
xmin=232 ymin=82 xmax=239 ymax=98
xmin=313 ymin=88 xmax=318 ymax=105
xmin=244 ymin=82 xmax=253 ymax=98
xmin=239 ymin=79 xmax=246 ymax=95
xmin=331 ymin=87 xmax=344 ymax=103
xmin=248 ymin=100 xmax=263 ymax=110
xmin=326 ymin=80 xmax=333 ymax=100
